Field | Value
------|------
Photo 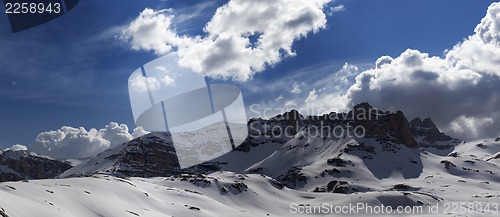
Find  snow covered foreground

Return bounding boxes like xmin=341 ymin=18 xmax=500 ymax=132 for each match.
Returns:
xmin=0 ymin=173 xmax=483 ymax=217
xmin=0 ymin=172 xmax=431 ymax=217
xmin=1 ymin=140 xmax=500 ymax=217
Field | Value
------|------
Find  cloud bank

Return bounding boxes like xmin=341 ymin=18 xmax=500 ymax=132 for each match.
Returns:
xmin=122 ymin=0 xmax=332 ymax=81
xmin=30 ymin=122 xmax=149 ymax=159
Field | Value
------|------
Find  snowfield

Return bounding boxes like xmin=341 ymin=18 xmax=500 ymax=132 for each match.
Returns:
xmin=2 ymin=139 xmax=500 ymax=217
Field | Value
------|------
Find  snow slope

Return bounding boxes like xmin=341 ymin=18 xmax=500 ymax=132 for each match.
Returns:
xmin=4 ymin=135 xmax=499 ymax=217
xmin=0 ymin=171 xmax=486 ymax=217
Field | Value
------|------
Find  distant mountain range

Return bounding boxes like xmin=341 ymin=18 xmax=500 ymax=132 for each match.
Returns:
xmin=0 ymin=150 xmax=71 ymax=182
xmin=1 ymin=102 xmax=499 ymax=217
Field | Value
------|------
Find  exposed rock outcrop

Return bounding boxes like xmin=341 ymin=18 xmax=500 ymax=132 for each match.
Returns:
xmin=410 ymin=118 xmax=453 ymax=142
xmin=60 ymin=133 xmax=181 ymax=178
xmin=277 ymin=167 xmax=307 ymax=189
xmin=275 ymin=109 xmax=304 ymax=136
xmin=105 ymin=134 xmax=181 ymax=177
xmin=409 ymin=117 xmax=460 ymax=153
xmin=313 ymin=180 xmax=351 ymax=194
xmin=0 ymin=151 xmax=72 ymax=182
xmin=355 ymin=103 xmax=419 ymax=148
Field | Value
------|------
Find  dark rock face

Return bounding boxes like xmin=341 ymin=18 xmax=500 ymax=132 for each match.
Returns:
xmin=327 ymin=180 xmax=349 ymax=194
xmin=387 ymin=111 xmax=420 ymax=148
xmin=167 ymin=173 xmax=250 ymax=195
xmin=326 ymin=157 xmax=354 ymax=167
xmin=313 ymin=180 xmax=351 ymax=194
xmin=243 ymin=102 xmax=429 ymax=151
xmin=410 ymin=118 xmax=453 ymax=143
xmin=409 ymin=117 xmax=459 ymax=152
xmin=275 ymin=109 xmax=304 ymax=136
xmin=392 ymin=184 xmax=419 ymax=191
xmin=104 ymin=134 xmax=181 ymax=177
xmin=237 ymin=114 xmax=300 ymax=152
xmin=356 ymin=105 xmax=419 ymax=148
xmin=440 ymin=160 xmax=456 ymax=169
xmin=496 ymin=137 xmax=500 ymax=142
xmin=0 ymin=151 xmax=72 ymax=182
xmin=277 ymin=167 xmax=307 ymax=189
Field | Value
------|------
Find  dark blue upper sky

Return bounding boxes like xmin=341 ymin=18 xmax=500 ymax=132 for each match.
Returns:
xmin=0 ymin=0 xmax=496 ymax=148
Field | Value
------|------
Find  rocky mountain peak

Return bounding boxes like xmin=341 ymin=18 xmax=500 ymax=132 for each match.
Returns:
xmin=272 ymin=109 xmax=304 ymax=136
xmin=353 ymin=102 xmax=373 ymax=110
xmin=275 ymin=109 xmax=304 ymax=121
xmin=409 ymin=117 xmax=459 ymax=155
xmin=409 ymin=117 xmax=453 ymax=142
xmin=421 ymin=118 xmax=437 ymax=129
xmin=409 ymin=117 xmax=423 ymax=127
xmin=348 ymin=102 xmax=388 ymax=121
xmin=410 ymin=117 xmax=439 ymax=132
xmin=360 ymin=110 xmax=419 ymax=148
xmin=61 ymin=133 xmax=181 ymax=178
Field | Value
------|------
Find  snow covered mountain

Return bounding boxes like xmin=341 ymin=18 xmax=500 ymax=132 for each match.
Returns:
xmin=1 ymin=102 xmax=500 ymax=216
xmin=60 ymin=132 xmax=181 ymax=178
xmin=0 ymin=150 xmax=72 ymax=182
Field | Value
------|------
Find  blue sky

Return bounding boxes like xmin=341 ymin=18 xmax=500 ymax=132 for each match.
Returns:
xmin=0 ymin=0 xmax=498 ymax=150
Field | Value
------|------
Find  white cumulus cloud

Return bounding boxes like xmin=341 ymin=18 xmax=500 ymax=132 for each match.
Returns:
xmin=122 ymin=0 xmax=332 ymax=81
xmin=30 ymin=122 xmax=149 ymax=159
xmin=121 ymin=8 xmax=192 ymax=55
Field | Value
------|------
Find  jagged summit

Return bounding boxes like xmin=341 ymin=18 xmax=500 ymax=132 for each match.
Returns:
xmin=253 ymin=103 xmax=455 ymax=152
xmin=272 ymin=109 xmax=304 ymax=121
xmin=410 ymin=117 xmax=440 ymax=133
xmin=409 ymin=117 xmax=459 ymax=155
xmin=353 ymin=101 xmax=373 ymax=110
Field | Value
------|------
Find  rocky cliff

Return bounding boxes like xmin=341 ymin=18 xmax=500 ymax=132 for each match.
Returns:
xmin=409 ymin=117 xmax=460 ymax=154
xmin=0 ymin=150 xmax=72 ymax=182
xmin=352 ymin=103 xmax=419 ymax=148
xmin=60 ymin=133 xmax=181 ymax=178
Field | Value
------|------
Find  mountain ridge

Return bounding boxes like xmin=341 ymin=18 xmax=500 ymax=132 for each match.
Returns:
xmin=59 ymin=102 xmax=461 ymax=179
